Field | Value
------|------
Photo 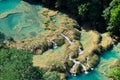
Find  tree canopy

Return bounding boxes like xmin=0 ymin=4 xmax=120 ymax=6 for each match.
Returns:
xmin=0 ymin=46 xmax=61 ymax=80
xmin=108 ymin=67 xmax=120 ymax=80
xmin=0 ymin=46 xmax=44 ymax=80
xmin=103 ymin=0 xmax=120 ymax=36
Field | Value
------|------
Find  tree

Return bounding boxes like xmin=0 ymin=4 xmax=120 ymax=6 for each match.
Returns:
xmin=108 ymin=4 xmax=120 ymax=36
xmin=103 ymin=0 xmax=120 ymax=36
xmin=0 ymin=47 xmax=44 ymax=80
xmin=108 ymin=67 xmax=120 ymax=80
xmin=78 ymin=3 xmax=89 ymax=20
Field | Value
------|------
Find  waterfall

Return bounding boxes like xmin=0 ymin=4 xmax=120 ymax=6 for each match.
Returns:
xmin=86 ymin=57 xmax=94 ymax=70
xmin=73 ymin=59 xmax=80 ymax=64
xmin=69 ymin=56 xmax=72 ymax=60
xmin=52 ymin=41 xmax=58 ymax=49
xmin=69 ymin=56 xmax=89 ymax=75
xmin=69 ymin=56 xmax=80 ymax=64
xmin=71 ymin=63 xmax=77 ymax=76
xmin=80 ymin=63 xmax=89 ymax=74
xmin=69 ymin=56 xmax=80 ymax=76
xmin=78 ymin=47 xmax=84 ymax=54
xmin=91 ymin=68 xmax=94 ymax=70
xmin=61 ymin=34 xmax=73 ymax=45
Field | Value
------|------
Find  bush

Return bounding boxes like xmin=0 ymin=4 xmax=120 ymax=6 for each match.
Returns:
xmin=108 ymin=67 xmax=120 ymax=80
xmin=43 ymin=71 xmax=60 ymax=80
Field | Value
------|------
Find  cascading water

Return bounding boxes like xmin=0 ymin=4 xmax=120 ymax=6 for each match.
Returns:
xmin=52 ymin=41 xmax=58 ymax=49
xmin=61 ymin=34 xmax=73 ymax=45
xmin=69 ymin=56 xmax=89 ymax=76
xmin=86 ymin=57 xmax=94 ymax=70
xmin=69 ymin=57 xmax=89 ymax=75
xmin=69 ymin=56 xmax=80 ymax=76
xmin=78 ymin=47 xmax=84 ymax=55
xmin=68 ymin=43 xmax=120 ymax=80
xmin=70 ymin=64 xmax=77 ymax=76
xmin=80 ymin=63 xmax=89 ymax=74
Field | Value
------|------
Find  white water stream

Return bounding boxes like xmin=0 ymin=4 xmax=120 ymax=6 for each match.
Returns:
xmin=52 ymin=41 xmax=58 ymax=49
xmin=61 ymin=34 xmax=73 ymax=45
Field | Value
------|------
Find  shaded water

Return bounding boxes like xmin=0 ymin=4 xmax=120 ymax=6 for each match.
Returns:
xmin=68 ymin=43 xmax=120 ymax=80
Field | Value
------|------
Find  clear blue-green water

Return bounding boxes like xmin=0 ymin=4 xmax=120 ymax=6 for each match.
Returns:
xmin=0 ymin=0 xmax=64 ymax=41
xmin=68 ymin=43 xmax=120 ymax=80
xmin=0 ymin=0 xmax=45 ymax=41
xmin=0 ymin=0 xmax=20 ymax=13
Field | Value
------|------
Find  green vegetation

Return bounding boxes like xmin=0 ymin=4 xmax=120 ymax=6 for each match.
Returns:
xmin=0 ymin=46 xmax=44 ymax=80
xmin=103 ymin=0 xmax=120 ymax=36
xmin=43 ymin=71 xmax=60 ymax=80
xmin=0 ymin=46 xmax=61 ymax=80
xmin=108 ymin=67 xmax=120 ymax=80
xmin=37 ymin=0 xmax=120 ymax=36
xmin=107 ymin=58 xmax=120 ymax=80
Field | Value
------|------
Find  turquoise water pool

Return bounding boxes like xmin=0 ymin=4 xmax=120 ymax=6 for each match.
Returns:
xmin=0 ymin=0 xmax=20 ymax=13
xmin=0 ymin=1 xmax=45 ymax=41
xmin=68 ymin=43 xmax=120 ymax=80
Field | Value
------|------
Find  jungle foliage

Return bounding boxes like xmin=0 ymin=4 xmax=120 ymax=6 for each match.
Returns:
xmin=0 ymin=46 xmax=60 ymax=80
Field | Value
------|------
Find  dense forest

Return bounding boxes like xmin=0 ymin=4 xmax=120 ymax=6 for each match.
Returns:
xmin=0 ymin=46 xmax=60 ymax=80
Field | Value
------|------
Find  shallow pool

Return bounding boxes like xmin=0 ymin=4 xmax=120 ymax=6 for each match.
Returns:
xmin=0 ymin=1 xmax=45 ymax=41
xmin=0 ymin=0 xmax=20 ymax=13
